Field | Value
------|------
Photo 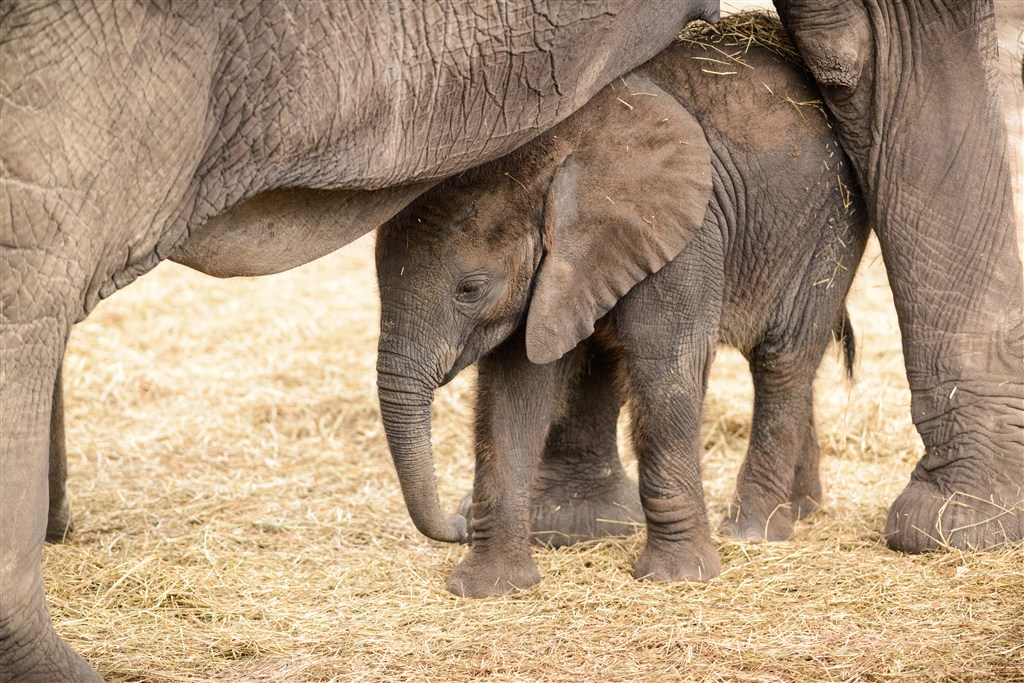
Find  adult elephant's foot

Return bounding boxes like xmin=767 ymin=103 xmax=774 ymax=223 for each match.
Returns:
xmin=0 ymin=626 xmax=100 ymax=683
xmin=885 ymin=374 xmax=1023 ymax=552
xmin=456 ymin=468 xmax=644 ymax=548
xmin=885 ymin=476 xmax=1024 ymax=553
xmin=446 ymin=548 xmax=541 ymax=598
xmin=1 ymin=580 xmax=103 ymax=682
xmin=633 ymin=536 xmax=721 ymax=582
xmin=45 ymin=498 xmax=75 ymax=543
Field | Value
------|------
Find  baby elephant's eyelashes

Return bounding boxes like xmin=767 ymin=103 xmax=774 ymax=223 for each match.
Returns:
xmin=454 ymin=275 xmax=489 ymax=304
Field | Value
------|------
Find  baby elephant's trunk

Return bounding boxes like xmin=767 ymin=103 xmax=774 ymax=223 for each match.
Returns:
xmin=376 ymin=350 xmax=468 ymax=544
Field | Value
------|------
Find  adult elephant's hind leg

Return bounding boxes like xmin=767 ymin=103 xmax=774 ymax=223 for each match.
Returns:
xmin=875 ymin=152 xmax=1024 ymax=553
xmin=46 ymin=363 xmax=74 ymax=543
xmin=1 ymin=322 xmax=101 ymax=682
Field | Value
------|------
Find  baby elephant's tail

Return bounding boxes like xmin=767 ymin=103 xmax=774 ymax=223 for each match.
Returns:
xmin=837 ymin=311 xmax=856 ymax=380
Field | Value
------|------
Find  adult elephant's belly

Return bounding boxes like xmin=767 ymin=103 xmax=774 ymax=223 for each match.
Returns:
xmin=170 ymin=182 xmax=434 ymax=278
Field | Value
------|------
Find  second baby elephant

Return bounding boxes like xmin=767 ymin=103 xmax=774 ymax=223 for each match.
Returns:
xmin=375 ymin=25 xmax=869 ymax=596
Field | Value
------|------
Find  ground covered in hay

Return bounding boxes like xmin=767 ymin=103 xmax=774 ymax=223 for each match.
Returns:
xmin=49 ymin=232 xmax=1024 ymax=682
xmin=46 ymin=6 xmax=1023 ymax=683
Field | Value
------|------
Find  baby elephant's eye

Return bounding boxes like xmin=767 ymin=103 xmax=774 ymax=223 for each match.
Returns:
xmin=454 ymin=275 xmax=489 ymax=304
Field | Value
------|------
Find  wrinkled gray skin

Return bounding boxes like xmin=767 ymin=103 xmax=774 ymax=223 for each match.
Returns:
xmin=3 ymin=0 xmax=1021 ymax=677
xmin=376 ymin=33 xmax=870 ymax=596
xmin=774 ymin=0 xmax=1023 ymax=553
xmin=0 ymin=1 xmax=719 ymax=679
xmin=479 ymin=0 xmax=1024 ymax=563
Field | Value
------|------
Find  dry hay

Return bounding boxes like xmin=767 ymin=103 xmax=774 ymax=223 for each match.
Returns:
xmin=47 ymin=230 xmax=1024 ymax=682
xmin=679 ymin=7 xmax=839 ymax=127
xmin=43 ymin=7 xmax=1024 ymax=683
xmin=678 ymin=9 xmax=833 ymax=123
xmin=679 ymin=9 xmax=801 ymax=69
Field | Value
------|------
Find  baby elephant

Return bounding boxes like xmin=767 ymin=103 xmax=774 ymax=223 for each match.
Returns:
xmin=375 ymin=22 xmax=869 ymax=597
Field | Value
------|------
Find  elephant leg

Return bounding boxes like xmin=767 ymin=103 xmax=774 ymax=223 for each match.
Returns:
xmin=613 ymin=243 xmax=722 ymax=582
xmin=776 ymin=0 xmax=1024 ymax=553
xmin=720 ymin=349 xmax=819 ymax=543
xmin=527 ymin=341 xmax=642 ymax=547
xmin=46 ymin=363 xmax=74 ymax=543
xmin=0 ymin=321 xmax=101 ymax=681
xmin=875 ymin=182 xmax=1024 ymax=553
xmin=628 ymin=359 xmax=721 ymax=583
xmin=789 ymin=425 xmax=823 ymax=522
xmin=447 ymin=335 xmax=569 ymax=598
xmin=881 ymin=267 xmax=1024 ymax=551
xmin=618 ymin=318 xmax=720 ymax=583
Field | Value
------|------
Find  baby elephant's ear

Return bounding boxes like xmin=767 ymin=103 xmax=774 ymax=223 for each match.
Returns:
xmin=525 ymin=75 xmax=713 ymax=365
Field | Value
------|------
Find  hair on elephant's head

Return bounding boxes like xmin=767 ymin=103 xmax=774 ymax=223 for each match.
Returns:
xmin=374 ymin=74 xmax=713 ymax=543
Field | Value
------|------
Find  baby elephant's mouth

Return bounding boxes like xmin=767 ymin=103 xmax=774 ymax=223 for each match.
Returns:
xmin=440 ymin=346 xmax=478 ymax=387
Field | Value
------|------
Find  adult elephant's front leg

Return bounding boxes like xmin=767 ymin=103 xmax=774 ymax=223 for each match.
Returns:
xmin=775 ymin=0 xmax=1024 ymax=552
xmin=873 ymin=54 xmax=1024 ymax=553
xmin=447 ymin=335 xmax=570 ymax=598
xmin=1 ymin=323 xmax=101 ymax=681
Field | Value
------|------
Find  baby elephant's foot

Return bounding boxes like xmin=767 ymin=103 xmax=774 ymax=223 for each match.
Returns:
xmin=790 ymin=493 xmax=821 ymax=521
xmin=529 ymin=472 xmax=644 ymax=547
xmin=447 ymin=548 xmax=541 ymax=598
xmin=456 ymin=475 xmax=644 ymax=548
xmin=634 ymin=537 xmax=721 ymax=582
xmin=719 ymin=498 xmax=794 ymax=543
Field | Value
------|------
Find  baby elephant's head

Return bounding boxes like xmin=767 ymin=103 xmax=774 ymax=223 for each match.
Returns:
xmin=373 ymin=74 xmax=714 ymax=543
xmin=376 ymin=159 xmax=548 ymax=391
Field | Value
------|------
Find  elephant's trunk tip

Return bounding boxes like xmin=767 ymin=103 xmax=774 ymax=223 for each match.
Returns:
xmin=448 ymin=513 xmax=469 ymax=544
xmin=418 ymin=513 xmax=469 ymax=544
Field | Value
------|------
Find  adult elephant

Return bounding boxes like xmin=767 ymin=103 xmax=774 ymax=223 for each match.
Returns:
xmin=0 ymin=1 xmax=717 ymax=680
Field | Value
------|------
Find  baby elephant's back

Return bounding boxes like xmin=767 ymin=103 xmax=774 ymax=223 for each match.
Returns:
xmin=635 ymin=13 xmax=869 ymax=348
